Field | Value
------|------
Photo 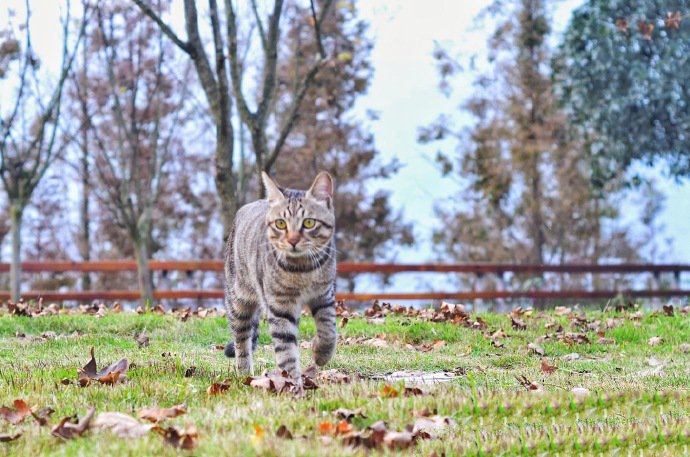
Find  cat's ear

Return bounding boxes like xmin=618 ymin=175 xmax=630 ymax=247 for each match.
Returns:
xmin=262 ymin=172 xmax=285 ymax=202
xmin=307 ymin=171 xmax=334 ymax=208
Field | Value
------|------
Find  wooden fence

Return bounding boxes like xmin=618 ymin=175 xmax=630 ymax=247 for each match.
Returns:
xmin=0 ymin=261 xmax=689 ymax=302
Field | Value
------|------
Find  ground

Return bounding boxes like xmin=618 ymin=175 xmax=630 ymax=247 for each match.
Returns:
xmin=0 ymin=303 xmax=689 ymax=456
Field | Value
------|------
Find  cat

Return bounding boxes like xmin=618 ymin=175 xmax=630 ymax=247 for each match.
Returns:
xmin=224 ymin=171 xmax=337 ymax=380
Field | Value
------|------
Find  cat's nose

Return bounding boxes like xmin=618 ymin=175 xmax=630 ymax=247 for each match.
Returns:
xmin=286 ymin=232 xmax=301 ymax=247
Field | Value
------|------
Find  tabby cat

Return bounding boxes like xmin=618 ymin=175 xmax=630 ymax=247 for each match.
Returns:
xmin=224 ymin=171 xmax=337 ymax=379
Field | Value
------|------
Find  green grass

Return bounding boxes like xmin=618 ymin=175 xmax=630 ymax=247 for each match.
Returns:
xmin=0 ymin=306 xmax=689 ymax=455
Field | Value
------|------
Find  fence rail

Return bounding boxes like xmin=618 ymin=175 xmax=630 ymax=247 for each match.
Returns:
xmin=1 ymin=261 xmax=689 ymax=302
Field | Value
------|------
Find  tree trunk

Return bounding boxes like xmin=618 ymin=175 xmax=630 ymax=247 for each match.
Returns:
xmin=134 ymin=239 xmax=154 ymax=308
xmin=79 ymin=138 xmax=91 ymax=291
xmin=9 ymin=203 xmax=23 ymax=303
xmin=215 ymin=122 xmax=238 ymax=245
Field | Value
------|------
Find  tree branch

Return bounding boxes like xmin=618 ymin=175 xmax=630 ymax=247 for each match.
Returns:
xmin=250 ymin=0 xmax=267 ymax=51
xmin=225 ymin=0 xmax=254 ymax=126
xmin=255 ymin=0 xmax=284 ymax=124
xmin=131 ymin=0 xmax=192 ymax=55
xmin=265 ymin=59 xmax=325 ymax=171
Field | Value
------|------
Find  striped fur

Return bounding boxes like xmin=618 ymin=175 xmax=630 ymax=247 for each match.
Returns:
xmin=224 ymin=172 xmax=337 ymax=379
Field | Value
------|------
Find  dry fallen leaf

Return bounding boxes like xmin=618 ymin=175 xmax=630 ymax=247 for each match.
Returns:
xmin=319 ymin=421 xmax=335 ymax=435
xmin=0 ymin=399 xmax=33 ymax=425
xmin=412 ymin=415 xmax=455 ymax=437
xmin=0 ymin=432 xmax=22 ymax=442
xmin=648 ymin=336 xmax=663 ymax=346
xmin=540 ymin=358 xmax=558 ymax=375
xmin=276 ymin=424 xmax=293 ymax=439
xmin=554 ymin=306 xmax=572 ymax=316
xmin=316 ymin=369 xmax=352 ymax=384
xmin=135 ymin=333 xmax=150 ymax=348
xmin=155 ymin=425 xmax=199 ymax=449
xmin=380 ymin=384 xmax=399 ymax=398
xmin=78 ymin=347 xmax=128 ymax=387
xmin=207 ymin=381 xmax=232 ymax=396
xmin=138 ymin=404 xmax=187 ymax=423
xmin=679 ymin=343 xmax=690 ymax=353
xmin=383 ymin=430 xmax=416 ymax=449
xmin=516 ymin=375 xmax=544 ymax=394
xmin=93 ymin=412 xmax=155 ymax=438
xmin=570 ymin=387 xmax=590 ymax=399
xmin=561 ymin=352 xmax=580 ymax=361
xmin=662 ymin=304 xmax=674 ymax=316
xmin=511 ymin=316 xmax=527 ymax=330
xmin=333 ymin=408 xmax=367 ymax=422
xmin=31 ymin=407 xmax=55 ymax=426
xmin=528 ymin=342 xmax=545 ymax=357
xmin=51 ymin=407 xmax=95 ymax=440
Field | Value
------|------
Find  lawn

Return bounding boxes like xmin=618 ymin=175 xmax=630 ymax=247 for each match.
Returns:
xmin=0 ymin=302 xmax=689 ymax=456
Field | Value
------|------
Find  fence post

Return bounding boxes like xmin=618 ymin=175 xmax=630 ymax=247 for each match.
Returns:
xmin=651 ymin=270 xmax=661 ymax=307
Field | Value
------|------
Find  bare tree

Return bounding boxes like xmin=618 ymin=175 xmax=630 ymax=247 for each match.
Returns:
xmin=133 ymin=0 xmax=335 ymax=241
xmin=0 ymin=1 xmax=86 ymax=301
xmin=70 ymin=1 xmax=191 ymax=305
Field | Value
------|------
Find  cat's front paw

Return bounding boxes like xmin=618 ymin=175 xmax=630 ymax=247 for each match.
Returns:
xmin=312 ymin=336 xmax=336 ymax=366
xmin=235 ymin=357 xmax=254 ymax=375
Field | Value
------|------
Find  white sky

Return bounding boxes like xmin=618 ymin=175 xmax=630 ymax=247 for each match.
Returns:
xmin=2 ymin=0 xmax=689 ymax=268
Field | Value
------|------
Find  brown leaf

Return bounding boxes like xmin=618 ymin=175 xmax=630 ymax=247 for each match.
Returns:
xmin=412 ymin=415 xmax=455 ymax=437
xmin=516 ymin=375 xmax=543 ymax=393
xmin=403 ymin=386 xmax=425 ymax=397
xmin=511 ymin=316 xmax=527 ymax=330
xmin=0 ymin=399 xmax=32 ymax=424
xmin=51 ymin=407 xmax=95 ymax=440
xmin=383 ymin=430 xmax=416 ymax=449
xmin=648 ymin=336 xmax=663 ymax=346
xmin=318 ymin=421 xmax=335 ymax=435
xmin=316 ymin=369 xmax=352 ymax=384
xmin=207 ymin=381 xmax=232 ymax=395
xmin=31 ymin=407 xmax=55 ymax=426
xmin=135 ymin=333 xmax=150 ymax=348
xmin=138 ymin=404 xmax=187 ymax=423
xmin=554 ymin=306 xmax=572 ymax=316
xmin=333 ymin=408 xmax=367 ymax=422
xmin=276 ymin=424 xmax=293 ymax=439
xmin=638 ymin=20 xmax=654 ymax=39
xmin=540 ymin=358 xmax=558 ymax=375
xmin=615 ymin=18 xmax=629 ymax=32
xmin=93 ymin=412 xmax=155 ymax=438
xmin=662 ymin=304 xmax=674 ymax=316
xmin=77 ymin=347 xmax=128 ymax=387
xmin=665 ymin=11 xmax=682 ymax=29
xmin=335 ymin=420 xmax=354 ymax=435
xmin=155 ymin=425 xmax=199 ymax=449
xmin=0 ymin=432 xmax=22 ymax=442
xmin=528 ymin=342 xmax=545 ymax=357
xmin=380 ymin=384 xmax=399 ymax=398
xmin=339 ymin=317 xmax=349 ymax=328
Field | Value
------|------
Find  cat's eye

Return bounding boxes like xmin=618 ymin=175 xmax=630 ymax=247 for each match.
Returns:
xmin=302 ymin=218 xmax=316 ymax=229
xmin=275 ymin=219 xmax=287 ymax=230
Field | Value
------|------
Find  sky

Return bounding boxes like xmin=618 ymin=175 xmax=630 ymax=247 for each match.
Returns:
xmin=2 ymin=0 xmax=689 ymax=273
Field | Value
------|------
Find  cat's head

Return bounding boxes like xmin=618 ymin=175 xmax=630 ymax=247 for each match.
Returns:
xmin=262 ymin=171 xmax=335 ymax=259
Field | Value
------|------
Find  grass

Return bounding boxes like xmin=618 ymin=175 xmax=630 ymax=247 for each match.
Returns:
xmin=0 ymin=305 xmax=689 ymax=455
